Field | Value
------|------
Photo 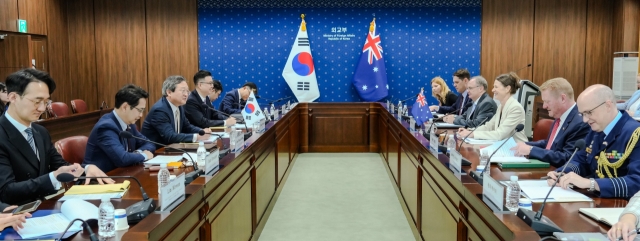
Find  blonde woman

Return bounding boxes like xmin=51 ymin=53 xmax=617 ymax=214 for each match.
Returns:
xmin=431 ymin=77 xmax=457 ymax=107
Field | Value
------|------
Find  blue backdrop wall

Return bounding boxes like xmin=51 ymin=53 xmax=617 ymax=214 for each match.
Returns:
xmin=197 ymin=3 xmax=481 ymax=108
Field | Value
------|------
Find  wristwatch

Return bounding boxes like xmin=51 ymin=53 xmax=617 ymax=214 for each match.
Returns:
xmin=588 ymin=178 xmax=596 ymax=192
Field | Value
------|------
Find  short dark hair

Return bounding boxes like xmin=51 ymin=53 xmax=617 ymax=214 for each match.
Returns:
xmin=5 ymin=69 xmax=57 ymax=96
xmin=242 ymin=82 xmax=258 ymax=95
xmin=115 ymin=84 xmax=149 ymax=109
xmin=0 ymin=83 xmax=6 ymax=93
xmin=212 ymin=79 xmax=223 ymax=92
xmin=193 ymin=70 xmax=212 ymax=85
xmin=495 ymin=72 xmax=522 ymax=94
xmin=453 ymin=68 xmax=471 ymax=81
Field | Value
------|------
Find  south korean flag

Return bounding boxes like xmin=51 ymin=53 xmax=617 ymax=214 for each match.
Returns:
xmin=241 ymin=91 xmax=266 ymax=126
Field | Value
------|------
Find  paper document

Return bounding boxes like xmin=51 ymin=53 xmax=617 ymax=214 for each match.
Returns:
xmin=464 ymin=137 xmax=498 ymax=145
xmin=435 ymin=123 xmax=463 ymax=128
xmin=476 ymin=137 xmax=528 ymax=163
xmin=579 ymin=208 xmax=624 ymax=226
xmin=233 ymin=124 xmax=248 ymax=129
xmin=145 ymin=155 xmax=183 ymax=165
xmin=203 ymin=134 xmax=219 ymax=144
xmin=58 ymin=191 xmax=126 ymax=201
xmin=518 ymin=180 xmax=592 ymax=203
xmin=64 ymin=181 xmax=130 ymax=195
xmin=17 ymin=199 xmax=98 ymax=239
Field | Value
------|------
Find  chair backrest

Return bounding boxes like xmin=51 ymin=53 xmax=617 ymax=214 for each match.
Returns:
xmin=70 ymin=99 xmax=88 ymax=114
xmin=532 ymin=118 xmax=554 ymax=142
xmin=54 ymin=136 xmax=88 ymax=165
xmin=50 ymin=102 xmax=70 ymax=117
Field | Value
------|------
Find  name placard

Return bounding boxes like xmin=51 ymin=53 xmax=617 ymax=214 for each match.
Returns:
xmin=205 ymin=149 xmax=220 ymax=176
xmin=230 ymin=130 xmax=245 ymax=153
xmin=482 ymin=174 xmax=505 ymax=210
xmin=429 ymin=125 xmax=438 ymax=155
xmin=449 ymin=149 xmax=462 ymax=175
xmin=160 ymin=173 xmax=186 ymax=211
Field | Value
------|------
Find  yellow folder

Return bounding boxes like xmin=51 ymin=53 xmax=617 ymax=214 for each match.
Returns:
xmin=64 ymin=180 xmax=131 ymax=195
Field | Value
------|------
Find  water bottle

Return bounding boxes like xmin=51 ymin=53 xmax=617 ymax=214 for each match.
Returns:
xmin=478 ymin=153 xmax=490 ymax=176
xmin=506 ymin=176 xmax=521 ymax=212
xmin=157 ymin=163 xmax=170 ymax=194
xmin=447 ymin=134 xmax=456 ymax=156
xmin=197 ymin=141 xmax=206 ymax=169
xmin=98 ymin=197 xmax=115 ymax=237
xmin=263 ymin=107 xmax=270 ymax=121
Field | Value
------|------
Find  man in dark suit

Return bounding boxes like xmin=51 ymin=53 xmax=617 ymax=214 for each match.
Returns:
xmin=0 ymin=69 xmax=113 ymax=206
xmin=219 ymin=82 xmax=258 ymax=115
xmin=141 ymin=75 xmax=212 ymax=148
xmin=512 ymin=78 xmax=589 ymax=167
xmin=445 ymin=76 xmax=496 ymax=128
xmin=184 ymin=70 xmax=236 ymax=128
xmin=430 ymin=68 xmax=472 ymax=115
xmin=546 ymin=84 xmax=640 ymax=198
xmin=83 ymin=85 xmax=156 ymax=173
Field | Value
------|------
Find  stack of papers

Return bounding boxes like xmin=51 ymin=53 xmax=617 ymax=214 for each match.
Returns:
xmin=579 ymin=208 xmax=624 ymax=226
xmin=463 ymin=137 xmax=498 ymax=145
xmin=479 ymin=137 xmax=529 ymax=163
xmin=17 ymin=199 xmax=98 ymax=239
xmin=518 ymin=180 xmax=592 ymax=203
xmin=435 ymin=123 xmax=463 ymax=128
xmin=145 ymin=155 xmax=183 ymax=165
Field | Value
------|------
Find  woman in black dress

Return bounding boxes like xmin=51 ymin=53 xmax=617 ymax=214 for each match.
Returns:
xmin=430 ymin=77 xmax=457 ymax=107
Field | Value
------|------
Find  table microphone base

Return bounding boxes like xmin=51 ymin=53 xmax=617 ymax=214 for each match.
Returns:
xmin=516 ymin=208 xmax=563 ymax=236
xmin=184 ymin=170 xmax=201 ymax=185
xmin=469 ymin=170 xmax=485 ymax=185
xmin=126 ymin=198 xmax=155 ymax=224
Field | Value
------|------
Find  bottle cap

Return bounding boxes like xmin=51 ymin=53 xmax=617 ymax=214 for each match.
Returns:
xmin=160 ymin=163 xmax=167 ymax=168
xmin=510 ymin=176 xmax=518 ymax=182
xmin=101 ymin=197 xmax=110 ymax=202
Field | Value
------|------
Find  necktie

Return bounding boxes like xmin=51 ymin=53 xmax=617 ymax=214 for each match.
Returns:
xmin=174 ymin=109 xmax=180 ymax=133
xmin=468 ymin=103 xmax=476 ymax=120
xmin=459 ymin=95 xmax=465 ymax=115
xmin=24 ymin=128 xmax=38 ymax=159
xmin=546 ymin=119 xmax=560 ymax=150
xmin=125 ymin=126 xmax=133 ymax=152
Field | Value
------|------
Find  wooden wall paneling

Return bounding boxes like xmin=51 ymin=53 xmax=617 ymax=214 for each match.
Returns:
xmin=67 ymin=0 xmax=98 ymax=111
xmin=612 ymin=0 xmax=640 ymax=54
xmin=46 ymin=0 xmax=71 ymax=106
xmin=0 ymin=34 xmax=30 ymax=80
xmin=480 ymin=0 xmax=534 ymax=89
xmin=0 ymin=0 xmax=18 ymax=32
xmin=30 ymin=37 xmax=46 ymax=71
xmin=93 ymin=0 xmax=148 ymax=108
xmin=17 ymin=0 xmax=47 ymax=35
xmin=585 ymin=0 xmax=614 ymax=88
xmin=533 ymin=0 xmax=587 ymax=94
xmin=145 ymin=0 xmax=198 ymax=104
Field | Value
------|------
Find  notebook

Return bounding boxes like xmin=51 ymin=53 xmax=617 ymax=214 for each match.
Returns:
xmin=579 ymin=207 xmax=624 ymax=226
xmin=17 ymin=199 xmax=98 ymax=239
xmin=64 ymin=181 xmax=130 ymax=195
xmin=518 ymin=180 xmax=592 ymax=203
xmin=498 ymin=159 xmax=550 ymax=168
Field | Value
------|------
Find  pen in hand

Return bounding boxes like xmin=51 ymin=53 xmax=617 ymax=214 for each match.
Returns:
xmin=617 ymin=228 xmax=639 ymax=241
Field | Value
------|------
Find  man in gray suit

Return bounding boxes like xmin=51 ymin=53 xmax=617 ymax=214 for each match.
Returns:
xmin=443 ymin=76 xmax=496 ymax=128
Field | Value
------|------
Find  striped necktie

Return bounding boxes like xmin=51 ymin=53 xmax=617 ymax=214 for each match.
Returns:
xmin=24 ymin=128 xmax=38 ymax=160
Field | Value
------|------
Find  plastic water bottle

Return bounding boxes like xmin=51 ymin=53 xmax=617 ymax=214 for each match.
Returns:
xmin=506 ymin=176 xmax=521 ymax=212
xmin=263 ymin=108 xmax=270 ymax=121
xmin=447 ymin=134 xmax=456 ymax=156
xmin=478 ymin=153 xmax=490 ymax=176
xmin=98 ymin=197 xmax=115 ymax=237
xmin=157 ymin=163 xmax=170 ymax=194
xmin=197 ymin=141 xmax=206 ymax=169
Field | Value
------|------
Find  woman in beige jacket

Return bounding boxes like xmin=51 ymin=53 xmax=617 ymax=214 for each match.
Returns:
xmin=457 ymin=72 xmax=528 ymax=142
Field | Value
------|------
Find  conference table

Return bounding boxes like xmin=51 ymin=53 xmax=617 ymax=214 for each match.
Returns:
xmin=37 ymin=103 xmax=625 ymax=241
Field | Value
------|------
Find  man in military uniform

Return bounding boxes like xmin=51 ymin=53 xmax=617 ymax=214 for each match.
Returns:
xmin=546 ymin=84 xmax=640 ymax=198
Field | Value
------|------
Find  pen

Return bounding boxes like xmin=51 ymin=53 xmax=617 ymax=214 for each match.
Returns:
xmin=617 ymin=228 xmax=639 ymax=241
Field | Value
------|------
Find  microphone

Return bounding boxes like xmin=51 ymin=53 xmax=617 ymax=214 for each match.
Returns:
xmin=259 ymin=96 xmax=291 ymax=105
xmin=513 ymin=63 xmax=532 ymax=73
xmin=57 ymin=218 xmax=98 ymax=241
xmin=57 ymin=173 xmax=155 ymax=224
xmin=397 ymin=94 xmax=418 ymax=104
xmin=456 ymin=115 xmax=490 ymax=151
xmin=516 ymin=139 xmax=586 ymax=236
xmin=469 ymin=124 xmax=524 ymax=185
xmin=118 ymin=131 xmax=202 ymax=184
xmin=207 ymin=106 xmax=253 ymax=140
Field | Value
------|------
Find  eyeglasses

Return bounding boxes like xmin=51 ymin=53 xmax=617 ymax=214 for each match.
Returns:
xmin=578 ymin=101 xmax=606 ymax=118
xmin=132 ymin=107 xmax=145 ymax=113
xmin=22 ymin=96 xmax=50 ymax=108
xmin=467 ymin=86 xmax=480 ymax=91
xmin=200 ymin=82 xmax=214 ymax=86
xmin=175 ymin=88 xmax=190 ymax=94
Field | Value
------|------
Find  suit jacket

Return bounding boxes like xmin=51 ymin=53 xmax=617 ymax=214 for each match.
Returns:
xmin=219 ymin=89 xmax=244 ymax=115
xmin=83 ymin=112 xmax=156 ymax=173
xmin=441 ymin=91 xmax=458 ymax=107
xmin=473 ymin=97 xmax=527 ymax=142
xmin=437 ymin=92 xmax=472 ymax=114
xmin=0 ymin=115 xmax=68 ymax=205
xmin=561 ymin=111 xmax=640 ymax=198
xmin=185 ymin=90 xmax=225 ymax=128
xmin=453 ymin=93 xmax=496 ymax=128
xmin=526 ymin=105 xmax=589 ymax=167
xmin=141 ymin=97 xmax=203 ymax=147
xmin=617 ymin=90 xmax=640 ymax=117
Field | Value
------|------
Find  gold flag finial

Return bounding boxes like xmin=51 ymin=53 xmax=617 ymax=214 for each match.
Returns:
xmin=369 ymin=18 xmax=376 ymax=32
xmin=301 ymin=14 xmax=306 ymax=32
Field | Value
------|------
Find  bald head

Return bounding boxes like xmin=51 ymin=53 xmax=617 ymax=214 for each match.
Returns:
xmin=577 ymin=84 xmax=618 ymax=132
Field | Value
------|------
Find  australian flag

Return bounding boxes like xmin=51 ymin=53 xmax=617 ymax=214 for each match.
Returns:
xmin=352 ymin=18 xmax=389 ymax=101
xmin=411 ymin=89 xmax=433 ymax=126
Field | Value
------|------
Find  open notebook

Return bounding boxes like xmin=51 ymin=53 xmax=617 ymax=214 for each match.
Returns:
xmin=518 ymin=180 xmax=592 ymax=203
xmin=17 ymin=199 xmax=98 ymax=239
xmin=479 ymin=137 xmax=529 ymax=163
xmin=579 ymin=208 xmax=624 ymax=226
